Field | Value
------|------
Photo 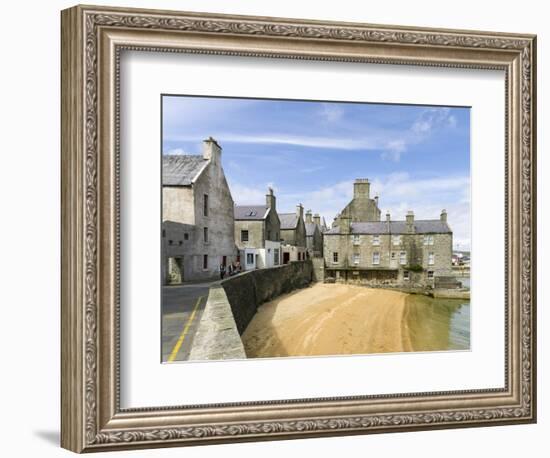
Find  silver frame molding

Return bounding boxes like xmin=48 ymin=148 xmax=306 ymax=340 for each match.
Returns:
xmin=61 ymin=4 xmax=537 ymax=453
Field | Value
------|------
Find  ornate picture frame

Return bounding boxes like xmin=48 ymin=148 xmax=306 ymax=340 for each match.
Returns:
xmin=61 ymin=4 xmax=536 ymax=453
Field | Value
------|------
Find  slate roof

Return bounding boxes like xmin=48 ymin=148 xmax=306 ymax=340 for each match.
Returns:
xmin=325 ymin=220 xmax=452 ymax=235
xmin=279 ymin=213 xmax=299 ymax=230
xmin=305 ymin=222 xmax=318 ymax=237
xmin=234 ymin=205 xmax=270 ymax=220
xmin=163 ymin=155 xmax=208 ymax=186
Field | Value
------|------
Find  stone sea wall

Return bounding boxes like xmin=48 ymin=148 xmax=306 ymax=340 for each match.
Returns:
xmin=188 ymin=286 xmax=247 ymax=361
xmin=222 ymin=260 xmax=313 ymax=335
xmin=189 ymin=260 xmax=313 ymax=361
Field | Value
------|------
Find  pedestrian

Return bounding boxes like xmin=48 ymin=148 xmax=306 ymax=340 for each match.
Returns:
xmin=219 ymin=263 xmax=226 ymax=280
xmin=227 ymin=263 xmax=233 ymax=276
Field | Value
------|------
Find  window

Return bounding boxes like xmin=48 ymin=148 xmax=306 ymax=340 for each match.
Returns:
xmin=241 ymin=230 xmax=249 ymax=242
xmin=333 ymin=252 xmax=339 ymax=263
xmin=178 ymin=240 xmax=183 ymax=246
xmin=246 ymin=211 xmax=257 ymax=217
xmin=428 ymin=252 xmax=435 ymax=265
xmin=168 ymin=240 xmax=173 ymax=245
xmin=353 ymin=253 xmax=360 ymax=264
xmin=203 ymin=227 xmax=208 ymax=243
xmin=267 ymin=230 xmax=271 ymax=240
xmin=274 ymin=248 xmax=280 ymax=265
xmin=162 ymin=229 xmax=166 ymax=237
xmin=372 ymin=235 xmax=380 ymax=246
xmin=399 ymin=251 xmax=407 ymax=265
xmin=373 ymin=252 xmax=380 ymax=265
xmin=184 ymin=233 xmax=189 ymax=240
xmin=246 ymin=253 xmax=254 ymax=265
xmin=392 ymin=235 xmax=401 ymax=246
xmin=352 ymin=234 xmax=360 ymax=245
xmin=203 ymin=255 xmax=208 ymax=270
xmin=203 ymin=194 xmax=209 ymax=216
xmin=424 ymin=234 xmax=434 ymax=245
xmin=403 ymin=270 xmax=410 ymax=280
xmin=427 ymin=270 xmax=434 ymax=279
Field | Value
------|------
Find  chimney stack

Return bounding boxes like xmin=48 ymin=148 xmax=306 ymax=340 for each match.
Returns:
xmin=406 ymin=211 xmax=415 ymax=233
xmin=313 ymin=213 xmax=321 ymax=226
xmin=440 ymin=209 xmax=447 ymax=222
xmin=266 ymin=187 xmax=276 ymax=210
xmin=305 ymin=209 xmax=313 ymax=223
xmin=339 ymin=215 xmax=351 ymax=234
xmin=203 ymin=137 xmax=222 ymax=164
xmin=353 ymin=178 xmax=370 ymax=199
xmin=374 ymin=195 xmax=379 ymax=207
xmin=296 ymin=203 xmax=304 ymax=219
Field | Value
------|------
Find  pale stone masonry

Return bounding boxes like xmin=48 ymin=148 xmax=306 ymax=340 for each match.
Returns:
xmin=324 ymin=179 xmax=452 ymax=286
xmin=279 ymin=204 xmax=307 ymax=263
xmin=304 ymin=210 xmax=323 ymax=258
xmin=162 ymin=138 xmax=237 ymax=283
xmin=234 ymin=188 xmax=282 ymax=270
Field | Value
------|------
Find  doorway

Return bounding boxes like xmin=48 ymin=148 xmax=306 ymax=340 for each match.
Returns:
xmin=167 ymin=256 xmax=184 ymax=284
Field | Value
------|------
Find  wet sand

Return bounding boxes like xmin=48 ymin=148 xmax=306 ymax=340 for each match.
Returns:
xmin=242 ymin=283 xmax=414 ymax=358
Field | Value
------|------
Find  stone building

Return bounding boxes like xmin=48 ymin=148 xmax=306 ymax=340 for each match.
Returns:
xmin=162 ymin=138 xmax=237 ymax=283
xmin=323 ymin=179 xmax=452 ymax=286
xmin=304 ymin=210 xmax=323 ymax=258
xmin=279 ymin=204 xmax=307 ymax=263
xmin=335 ymin=178 xmax=381 ymax=223
xmin=234 ymin=188 xmax=282 ymax=270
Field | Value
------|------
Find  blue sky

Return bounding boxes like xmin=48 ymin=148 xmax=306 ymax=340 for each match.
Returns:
xmin=162 ymin=96 xmax=471 ymax=250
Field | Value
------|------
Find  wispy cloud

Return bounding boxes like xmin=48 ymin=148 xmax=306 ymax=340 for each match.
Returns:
xmin=411 ymin=107 xmax=457 ymax=134
xmin=163 ymin=147 xmax=193 ymax=155
xmin=166 ymin=133 xmax=379 ymax=150
xmin=229 ymin=182 xmax=270 ymax=205
xmin=165 ymin=107 xmax=458 ymax=162
xmin=319 ymin=103 xmax=344 ymax=123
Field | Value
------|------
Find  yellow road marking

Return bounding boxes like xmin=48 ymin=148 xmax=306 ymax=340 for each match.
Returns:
xmin=168 ymin=296 xmax=203 ymax=362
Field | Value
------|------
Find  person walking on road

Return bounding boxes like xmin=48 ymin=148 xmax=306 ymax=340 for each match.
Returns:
xmin=219 ymin=263 xmax=226 ymax=280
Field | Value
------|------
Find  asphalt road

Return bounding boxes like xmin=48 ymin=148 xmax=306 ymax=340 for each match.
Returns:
xmin=161 ymin=281 xmax=217 ymax=362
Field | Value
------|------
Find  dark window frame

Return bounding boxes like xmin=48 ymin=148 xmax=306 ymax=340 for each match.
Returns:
xmin=203 ymin=194 xmax=209 ymax=217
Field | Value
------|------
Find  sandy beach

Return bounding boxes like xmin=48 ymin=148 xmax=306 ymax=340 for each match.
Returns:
xmin=242 ymin=283 xmax=414 ymax=358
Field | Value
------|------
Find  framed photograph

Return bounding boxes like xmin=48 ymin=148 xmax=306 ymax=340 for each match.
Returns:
xmin=61 ymin=4 xmax=537 ymax=453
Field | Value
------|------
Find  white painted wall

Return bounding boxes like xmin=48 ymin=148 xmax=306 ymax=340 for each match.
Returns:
xmin=0 ymin=1 xmax=547 ymax=458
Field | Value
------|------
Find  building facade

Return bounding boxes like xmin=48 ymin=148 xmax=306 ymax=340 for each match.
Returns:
xmin=279 ymin=204 xmax=307 ymax=263
xmin=323 ymin=179 xmax=452 ymax=286
xmin=304 ymin=210 xmax=323 ymax=258
xmin=162 ymin=138 xmax=237 ymax=283
xmin=234 ymin=188 xmax=282 ymax=270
